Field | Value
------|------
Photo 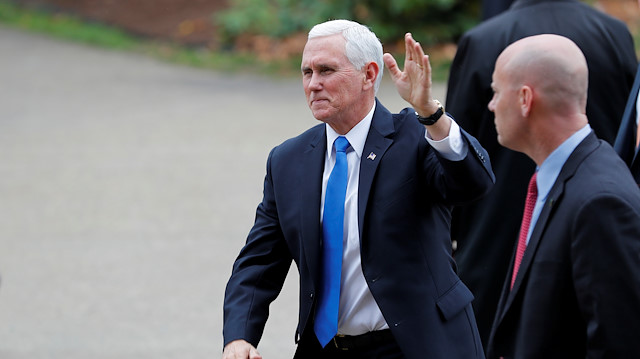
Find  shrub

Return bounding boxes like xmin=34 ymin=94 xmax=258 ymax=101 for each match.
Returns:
xmin=214 ymin=0 xmax=481 ymax=49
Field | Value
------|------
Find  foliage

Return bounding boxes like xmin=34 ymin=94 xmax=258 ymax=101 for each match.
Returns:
xmin=0 ymin=1 xmax=300 ymax=76
xmin=0 ymin=0 xmax=460 ymax=80
xmin=215 ymin=0 xmax=481 ymax=47
xmin=0 ymin=1 xmax=138 ymax=49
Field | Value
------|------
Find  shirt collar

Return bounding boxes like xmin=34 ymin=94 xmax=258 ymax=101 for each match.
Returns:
xmin=325 ymin=102 xmax=376 ymax=160
xmin=536 ymin=124 xmax=591 ymax=201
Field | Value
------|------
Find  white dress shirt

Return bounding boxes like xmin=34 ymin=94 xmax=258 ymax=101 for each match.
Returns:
xmin=320 ymin=102 xmax=467 ymax=335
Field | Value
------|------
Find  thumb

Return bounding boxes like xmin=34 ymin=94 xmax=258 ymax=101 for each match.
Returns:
xmin=383 ymin=53 xmax=402 ymax=81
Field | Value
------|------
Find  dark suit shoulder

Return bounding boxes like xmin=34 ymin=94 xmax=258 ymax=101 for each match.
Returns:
xmin=464 ymin=0 xmax=630 ymax=43
xmin=269 ymin=123 xmax=325 ymax=158
xmin=391 ymin=107 xmax=421 ymax=133
xmin=563 ymin=138 xmax=640 ymax=201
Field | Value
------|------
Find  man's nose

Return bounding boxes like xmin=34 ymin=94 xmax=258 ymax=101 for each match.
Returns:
xmin=308 ymin=73 xmax=322 ymax=90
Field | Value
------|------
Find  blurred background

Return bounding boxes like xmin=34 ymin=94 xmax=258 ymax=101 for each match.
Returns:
xmin=0 ymin=0 xmax=638 ymax=358
xmin=5 ymin=0 xmax=640 ymax=79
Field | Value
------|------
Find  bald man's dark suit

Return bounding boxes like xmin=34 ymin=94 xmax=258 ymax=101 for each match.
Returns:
xmin=445 ymin=0 xmax=637 ymax=346
xmin=223 ymin=100 xmax=495 ymax=358
xmin=488 ymin=133 xmax=640 ymax=358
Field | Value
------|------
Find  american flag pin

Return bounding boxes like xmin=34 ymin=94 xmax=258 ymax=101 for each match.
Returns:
xmin=367 ymin=152 xmax=376 ymax=160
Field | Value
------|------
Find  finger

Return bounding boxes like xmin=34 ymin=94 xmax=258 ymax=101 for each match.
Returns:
xmin=422 ymin=54 xmax=434 ymax=95
xmin=423 ymin=54 xmax=432 ymax=75
xmin=223 ymin=340 xmax=254 ymax=359
xmin=407 ymin=35 xmax=427 ymax=73
xmin=249 ymin=347 xmax=263 ymax=359
xmin=404 ymin=33 xmax=413 ymax=61
xmin=413 ymin=40 xmax=426 ymax=62
xmin=408 ymin=34 xmax=429 ymax=71
xmin=383 ymin=53 xmax=402 ymax=80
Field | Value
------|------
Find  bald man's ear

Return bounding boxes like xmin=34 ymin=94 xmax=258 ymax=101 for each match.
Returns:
xmin=519 ymin=86 xmax=533 ymax=117
xmin=363 ymin=62 xmax=379 ymax=90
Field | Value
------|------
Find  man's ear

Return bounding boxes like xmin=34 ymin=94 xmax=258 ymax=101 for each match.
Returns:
xmin=519 ymin=85 xmax=533 ymax=117
xmin=363 ymin=61 xmax=379 ymax=90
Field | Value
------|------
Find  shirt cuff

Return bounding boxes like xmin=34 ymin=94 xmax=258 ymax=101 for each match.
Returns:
xmin=425 ymin=117 xmax=468 ymax=161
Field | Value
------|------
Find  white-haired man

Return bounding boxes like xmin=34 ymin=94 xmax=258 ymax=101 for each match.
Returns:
xmin=222 ymin=20 xmax=495 ymax=359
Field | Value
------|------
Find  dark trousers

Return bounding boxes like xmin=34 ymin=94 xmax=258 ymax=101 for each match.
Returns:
xmin=294 ymin=329 xmax=405 ymax=359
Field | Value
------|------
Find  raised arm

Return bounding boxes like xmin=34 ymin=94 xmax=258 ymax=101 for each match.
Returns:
xmin=383 ymin=33 xmax=452 ymax=141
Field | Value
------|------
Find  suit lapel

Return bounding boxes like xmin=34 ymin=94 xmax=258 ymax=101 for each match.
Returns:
xmin=495 ymin=188 xmax=564 ymax=325
xmin=496 ymin=133 xmax=600 ymax=324
xmin=358 ymin=100 xmax=395 ymax=236
xmin=300 ymin=127 xmax=327 ymax=286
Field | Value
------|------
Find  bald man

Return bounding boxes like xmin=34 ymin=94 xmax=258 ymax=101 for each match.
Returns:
xmin=445 ymin=2 xmax=637 ymax=348
xmin=486 ymin=34 xmax=640 ymax=358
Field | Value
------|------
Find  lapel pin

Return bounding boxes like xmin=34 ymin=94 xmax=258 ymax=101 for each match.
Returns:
xmin=367 ymin=152 xmax=376 ymax=161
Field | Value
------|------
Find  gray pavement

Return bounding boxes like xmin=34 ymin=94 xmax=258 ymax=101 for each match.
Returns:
xmin=0 ymin=25 xmax=446 ymax=358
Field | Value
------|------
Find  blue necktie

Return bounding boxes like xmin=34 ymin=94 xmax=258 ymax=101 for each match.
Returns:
xmin=314 ymin=136 xmax=350 ymax=347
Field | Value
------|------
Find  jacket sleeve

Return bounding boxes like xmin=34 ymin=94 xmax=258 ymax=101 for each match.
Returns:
xmin=423 ymin=125 xmax=496 ymax=206
xmin=222 ymin=147 xmax=292 ymax=348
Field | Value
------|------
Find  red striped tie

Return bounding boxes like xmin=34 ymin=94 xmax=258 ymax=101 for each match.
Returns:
xmin=511 ymin=172 xmax=538 ymax=289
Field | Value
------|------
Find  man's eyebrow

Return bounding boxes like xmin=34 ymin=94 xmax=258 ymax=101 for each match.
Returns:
xmin=302 ymin=64 xmax=336 ymax=71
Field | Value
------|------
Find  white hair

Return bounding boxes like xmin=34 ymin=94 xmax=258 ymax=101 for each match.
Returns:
xmin=308 ymin=19 xmax=384 ymax=93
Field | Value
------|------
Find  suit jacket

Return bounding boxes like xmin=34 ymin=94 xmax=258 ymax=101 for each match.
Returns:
xmin=482 ymin=0 xmax=514 ymax=20
xmin=445 ymin=0 xmax=638 ymax=346
xmin=223 ymin=100 xmax=495 ymax=359
xmin=614 ymin=65 xmax=640 ymax=183
xmin=488 ymin=133 xmax=640 ymax=358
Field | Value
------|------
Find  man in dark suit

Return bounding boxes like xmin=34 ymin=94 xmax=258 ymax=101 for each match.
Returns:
xmin=222 ymin=20 xmax=494 ymax=359
xmin=445 ymin=0 xmax=637 ymax=346
xmin=614 ymin=65 xmax=640 ymax=183
xmin=487 ymin=34 xmax=640 ymax=358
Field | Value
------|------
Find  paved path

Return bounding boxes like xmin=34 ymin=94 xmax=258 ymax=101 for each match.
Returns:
xmin=0 ymin=25 xmax=445 ymax=358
